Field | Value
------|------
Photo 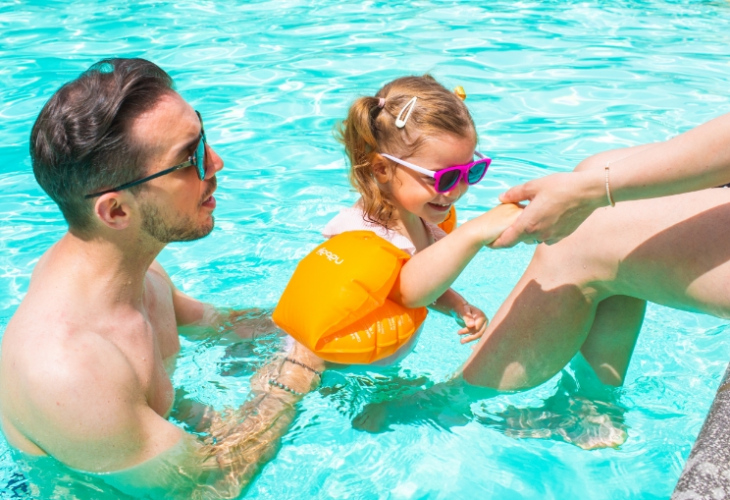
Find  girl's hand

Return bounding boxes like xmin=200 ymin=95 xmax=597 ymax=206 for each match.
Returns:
xmin=463 ymin=203 xmax=524 ymax=247
xmin=490 ymin=170 xmax=605 ymax=248
xmin=453 ymin=302 xmax=488 ymax=344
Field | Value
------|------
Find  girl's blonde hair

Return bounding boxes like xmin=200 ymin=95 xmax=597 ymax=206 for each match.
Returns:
xmin=337 ymin=75 xmax=476 ymax=228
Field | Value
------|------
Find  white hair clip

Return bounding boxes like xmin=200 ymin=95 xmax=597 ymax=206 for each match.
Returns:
xmin=395 ymin=96 xmax=418 ymax=129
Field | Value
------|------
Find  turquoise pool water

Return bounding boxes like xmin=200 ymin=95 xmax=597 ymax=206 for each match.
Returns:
xmin=1 ymin=0 xmax=730 ymax=498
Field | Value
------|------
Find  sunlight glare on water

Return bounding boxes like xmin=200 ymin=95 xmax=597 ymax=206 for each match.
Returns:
xmin=1 ymin=0 xmax=730 ymax=498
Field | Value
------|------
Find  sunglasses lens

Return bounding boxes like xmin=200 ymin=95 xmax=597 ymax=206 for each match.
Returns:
xmin=467 ymin=160 xmax=488 ymax=184
xmin=195 ymin=136 xmax=206 ymax=180
xmin=436 ymin=169 xmax=461 ymax=192
xmin=194 ymin=111 xmax=206 ymax=180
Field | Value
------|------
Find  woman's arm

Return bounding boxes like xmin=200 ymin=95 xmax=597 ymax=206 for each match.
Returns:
xmin=491 ymin=112 xmax=730 ymax=248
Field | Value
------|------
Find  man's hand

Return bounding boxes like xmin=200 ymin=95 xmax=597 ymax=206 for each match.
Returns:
xmin=490 ymin=170 xmax=606 ymax=248
xmin=226 ymin=308 xmax=279 ymax=340
xmin=180 ymin=305 xmax=281 ymax=342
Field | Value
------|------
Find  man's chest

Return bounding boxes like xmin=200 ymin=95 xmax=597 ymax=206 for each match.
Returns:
xmin=143 ymin=273 xmax=181 ymax=361
xmin=114 ymin=275 xmax=181 ymax=416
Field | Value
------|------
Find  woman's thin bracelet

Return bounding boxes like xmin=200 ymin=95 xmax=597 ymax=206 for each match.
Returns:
xmin=604 ymin=164 xmax=616 ymax=207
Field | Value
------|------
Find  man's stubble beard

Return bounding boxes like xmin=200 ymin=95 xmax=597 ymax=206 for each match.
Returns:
xmin=140 ymin=202 xmax=214 ymax=243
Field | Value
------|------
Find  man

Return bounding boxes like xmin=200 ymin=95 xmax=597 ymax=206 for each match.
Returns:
xmin=0 ymin=58 xmax=323 ymax=498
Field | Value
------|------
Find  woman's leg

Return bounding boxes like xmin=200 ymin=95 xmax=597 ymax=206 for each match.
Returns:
xmin=459 ymin=258 xmax=646 ymax=390
xmin=464 ymin=186 xmax=730 ymax=390
xmin=580 ymin=295 xmax=646 ymax=386
xmin=571 ymin=145 xmax=655 ymax=385
xmin=461 ymin=243 xmax=605 ymax=390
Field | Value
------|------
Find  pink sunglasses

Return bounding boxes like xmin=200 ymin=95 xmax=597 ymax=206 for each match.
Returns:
xmin=380 ymin=151 xmax=491 ymax=193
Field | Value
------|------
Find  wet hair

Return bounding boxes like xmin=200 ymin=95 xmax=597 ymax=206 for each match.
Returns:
xmin=30 ymin=58 xmax=175 ymax=233
xmin=337 ymin=75 xmax=476 ymax=228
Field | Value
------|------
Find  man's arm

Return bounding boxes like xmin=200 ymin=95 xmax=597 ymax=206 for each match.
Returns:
xmin=148 ymin=261 xmax=278 ymax=341
xmin=14 ymin=337 xmax=322 ymax=498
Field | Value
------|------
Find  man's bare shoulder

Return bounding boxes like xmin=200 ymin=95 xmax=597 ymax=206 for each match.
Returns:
xmin=2 ymin=317 xmax=140 ymax=401
xmin=148 ymin=259 xmax=174 ymax=285
xmin=147 ymin=260 xmax=207 ymax=327
xmin=4 ymin=316 xmax=138 ymax=387
xmin=0 ymin=315 xmax=147 ymax=461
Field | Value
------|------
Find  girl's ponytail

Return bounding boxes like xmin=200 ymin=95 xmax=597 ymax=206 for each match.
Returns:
xmin=337 ymin=96 xmax=396 ymax=227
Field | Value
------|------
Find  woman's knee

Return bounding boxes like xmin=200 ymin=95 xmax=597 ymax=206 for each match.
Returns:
xmin=530 ymin=241 xmax=592 ymax=286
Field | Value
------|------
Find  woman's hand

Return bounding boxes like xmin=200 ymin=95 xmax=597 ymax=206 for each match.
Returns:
xmin=489 ymin=170 xmax=606 ymax=248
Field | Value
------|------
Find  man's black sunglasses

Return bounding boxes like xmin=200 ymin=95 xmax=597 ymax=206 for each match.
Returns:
xmin=85 ymin=110 xmax=207 ymax=199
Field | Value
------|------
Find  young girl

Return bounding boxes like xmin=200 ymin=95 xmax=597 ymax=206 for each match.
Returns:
xmin=323 ymin=75 xmax=521 ymax=363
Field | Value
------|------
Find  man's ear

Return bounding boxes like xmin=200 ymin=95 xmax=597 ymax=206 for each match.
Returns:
xmin=93 ymin=192 xmax=135 ymax=230
xmin=371 ymin=154 xmax=391 ymax=184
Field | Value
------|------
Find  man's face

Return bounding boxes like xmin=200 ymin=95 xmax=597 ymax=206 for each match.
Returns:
xmin=130 ymin=92 xmax=223 ymax=243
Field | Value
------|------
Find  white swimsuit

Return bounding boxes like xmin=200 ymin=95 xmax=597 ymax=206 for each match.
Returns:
xmin=322 ymin=205 xmax=446 ymax=254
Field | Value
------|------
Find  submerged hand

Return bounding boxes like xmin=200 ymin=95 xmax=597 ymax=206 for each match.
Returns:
xmin=228 ymin=308 xmax=279 ymax=340
xmin=490 ymin=170 xmax=605 ymax=248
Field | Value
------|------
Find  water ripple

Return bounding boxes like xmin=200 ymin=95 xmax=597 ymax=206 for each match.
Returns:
xmin=1 ymin=0 xmax=730 ymax=498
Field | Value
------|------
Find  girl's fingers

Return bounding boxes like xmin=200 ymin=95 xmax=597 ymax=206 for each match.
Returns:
xmin=460 ymin=333 xmax=481 ymax=344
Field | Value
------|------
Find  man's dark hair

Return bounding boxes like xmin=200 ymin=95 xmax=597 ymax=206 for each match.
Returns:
xmin=30 ymin=58 xmax=175 ymax=232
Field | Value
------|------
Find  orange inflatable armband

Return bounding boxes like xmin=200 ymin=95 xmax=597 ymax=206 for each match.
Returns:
xmin=437 ymin=205 xmax=457 ymax=234
xmin=272 ymin=231 xmax=428 ymax=364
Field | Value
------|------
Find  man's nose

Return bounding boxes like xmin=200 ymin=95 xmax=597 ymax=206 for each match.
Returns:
xmin=205 ymin=144 xmax=224 ymax=179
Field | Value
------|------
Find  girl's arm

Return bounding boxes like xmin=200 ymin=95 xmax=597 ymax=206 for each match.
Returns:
xmin=389 ymin=203 xmax=522 ymax=308
xmin=431 ymin=288 xmax=488 ymax=344
xmin=430 ymin=288 xmax=468 ymax=317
